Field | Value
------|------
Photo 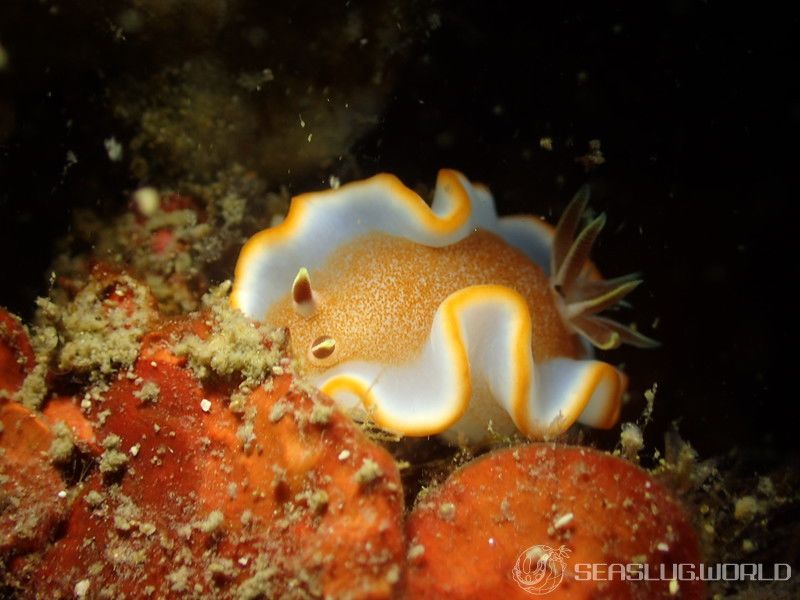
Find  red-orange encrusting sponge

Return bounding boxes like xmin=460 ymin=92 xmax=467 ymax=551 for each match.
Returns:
xmin=405 ymin=444 xmax=704 ymax=599
xmin=0 ymin=309 xmax=67 ymax=559
xmin=0 ymin=308 xmax=34 ymax=396
xmin=0 ymin=403 xmax=67 ymax=558
xmin=14 ymin=310 xmax=406 ymax=599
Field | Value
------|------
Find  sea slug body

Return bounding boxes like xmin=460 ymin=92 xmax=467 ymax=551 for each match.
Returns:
xmin=232 ymin=170 xmax=656 ymax=443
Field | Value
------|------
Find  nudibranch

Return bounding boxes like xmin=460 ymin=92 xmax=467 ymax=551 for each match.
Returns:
xmin=231 ymin=170 xmax=656 ymax=443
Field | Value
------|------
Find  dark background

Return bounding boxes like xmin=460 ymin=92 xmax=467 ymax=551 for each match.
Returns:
xmin=0 ymin=1 xmax=797 ymax=459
